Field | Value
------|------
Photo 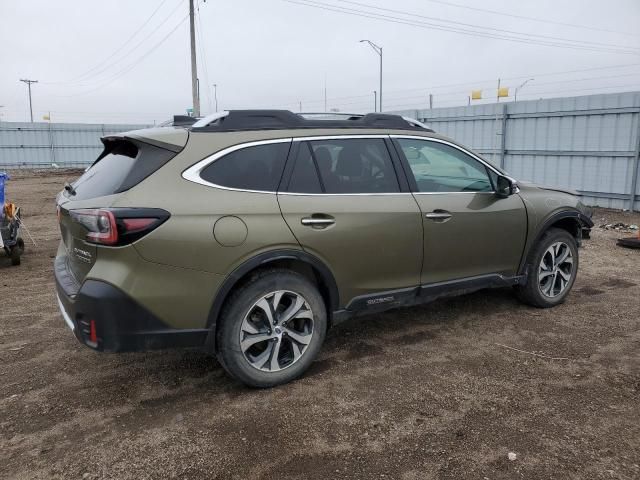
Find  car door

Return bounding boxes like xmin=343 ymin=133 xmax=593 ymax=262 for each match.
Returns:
xmin=392 ymin=136 xmax=527 ymax=285
xmin=278 ymin=136 xmax=423 ymax=308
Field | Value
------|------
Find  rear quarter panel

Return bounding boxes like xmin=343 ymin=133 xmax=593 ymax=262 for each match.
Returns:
xmin=110 ymin=131 xmax=302 ymax=276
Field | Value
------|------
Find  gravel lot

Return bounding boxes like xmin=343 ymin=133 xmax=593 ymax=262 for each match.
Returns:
xmin=1 ymin=171 xmax=639 ymax=480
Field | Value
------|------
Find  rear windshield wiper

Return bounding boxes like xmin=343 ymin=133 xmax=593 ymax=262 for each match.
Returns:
xmin=64 ymin=182 xmax=77 ymax=196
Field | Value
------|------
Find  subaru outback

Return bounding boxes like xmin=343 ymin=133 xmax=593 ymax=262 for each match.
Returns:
xmin=55 ymin=110 xmax=593 ymax=387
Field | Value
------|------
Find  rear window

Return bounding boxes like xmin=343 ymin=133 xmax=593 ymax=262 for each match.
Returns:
xmin=199 ymin=141 xmax=291 ymax=191
xmin=69 ymin=139 xmax=177 ymax=200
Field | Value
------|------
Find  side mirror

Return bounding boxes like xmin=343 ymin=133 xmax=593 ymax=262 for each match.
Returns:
xmin=495 ymin=175 xmax=517 ymax=198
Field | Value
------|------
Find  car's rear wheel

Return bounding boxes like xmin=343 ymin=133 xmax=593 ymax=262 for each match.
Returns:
xmin=515 ymin=227 xmax=579 ymax=308
xmin=216 ymin=269 xmax=327 ymax=387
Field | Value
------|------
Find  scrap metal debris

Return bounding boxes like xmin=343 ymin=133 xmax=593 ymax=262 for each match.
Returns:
xmin=599 ymin=222 xmax=639 ymax=232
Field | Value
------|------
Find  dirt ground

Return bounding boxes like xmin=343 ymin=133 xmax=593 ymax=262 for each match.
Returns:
xmin=1 ymin=171 xmax=639 ymax=480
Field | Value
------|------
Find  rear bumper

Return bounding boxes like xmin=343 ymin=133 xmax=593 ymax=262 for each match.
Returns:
xmin=55 ymin=257 xmax=208 ymax=353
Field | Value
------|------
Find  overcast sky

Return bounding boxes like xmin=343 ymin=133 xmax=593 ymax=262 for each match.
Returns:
xmin=1 ymin=0 xmax=639 ymax=124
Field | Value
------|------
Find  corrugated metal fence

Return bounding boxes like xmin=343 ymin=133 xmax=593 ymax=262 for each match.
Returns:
xmin=1 ymin=91 xmax=640 ymax=210
xmin=0 ymin=122 xmax=151 ymax=168
xmin=392 ymin=91 xmax=640 ymax=211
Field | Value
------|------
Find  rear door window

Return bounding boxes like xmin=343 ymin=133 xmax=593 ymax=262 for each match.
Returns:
xmin=306 ymin=138 xmax=400 ymax=194
xmin=287 ymin=143 xmax=323 ymax=194
xmin=199 ymin=141 xmax=291 ymax=191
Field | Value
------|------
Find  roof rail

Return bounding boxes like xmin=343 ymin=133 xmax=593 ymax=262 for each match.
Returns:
xmin=299 ymin=112 xmax=365 ymax=119
xmin=191 ymin=111 xmax=230 ymax=128
xmin=171 ymin=115 xmax=200 ymax=127
xmin=401 ymin=116 xmax=432 ymax=130
xmin=189 ymin=110 xmax=434 ymax=132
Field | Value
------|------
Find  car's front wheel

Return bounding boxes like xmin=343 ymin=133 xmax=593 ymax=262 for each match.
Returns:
xmin=515 ymin=227 xmax=579 ymax=308
xmin=216 ymin=269 xmax=327 ymax=387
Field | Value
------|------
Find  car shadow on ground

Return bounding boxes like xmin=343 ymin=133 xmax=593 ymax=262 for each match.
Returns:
xmin=107 ymin=286 xmax=522 ymax=393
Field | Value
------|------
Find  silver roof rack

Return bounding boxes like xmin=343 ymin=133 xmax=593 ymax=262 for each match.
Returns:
xmin=191 ymin=111 xmax=230 ymax=128
xmin=401 ymin=116 xmax=432 ymax=130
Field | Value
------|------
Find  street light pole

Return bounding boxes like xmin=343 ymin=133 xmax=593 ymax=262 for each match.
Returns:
xmin=360 ymin=40 xmax=382 ymax=112
xmin=20 ymin=79 xmax=38 ymax=122
xmin=514 ymin=78 xmax=534 ymax=102
xmin=213 ymin=83 xmax=218 ymax=111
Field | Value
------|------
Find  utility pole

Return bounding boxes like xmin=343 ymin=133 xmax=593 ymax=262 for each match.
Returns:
xmin=20 ymin=79 xmax=38 ymax=122
xmin=373 ymin=90 xmax=377 ymax=112
xmin=189 ymin=0 xmax=200 ymax=117
xmin=213 ymin=83 xmax=218 ymax=111
xmin=429 ymin=93 xmax=433 ymax=109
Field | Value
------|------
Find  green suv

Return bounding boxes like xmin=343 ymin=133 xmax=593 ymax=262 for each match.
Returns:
xmin=55 ymin=110 xmax=593 ymax=387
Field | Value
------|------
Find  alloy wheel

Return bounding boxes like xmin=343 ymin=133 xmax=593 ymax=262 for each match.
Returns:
xmin=239 ymin=290 xmax=314 ymax=372
xmin=538 ymin=241 xmax=574 ymax=298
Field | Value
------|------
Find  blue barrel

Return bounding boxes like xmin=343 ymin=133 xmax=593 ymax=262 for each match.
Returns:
xmin=0 ymin=172 xmax=7 ymax=209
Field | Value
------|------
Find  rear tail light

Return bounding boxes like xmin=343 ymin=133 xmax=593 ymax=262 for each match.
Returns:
xmin=69 ymin=208 xmax=169 ymax=246
xmin=89 ymin=319 xmax=98 ymax=345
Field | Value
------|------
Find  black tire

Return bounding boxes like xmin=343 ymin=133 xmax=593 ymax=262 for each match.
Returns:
xmin=515 ymin=228 xmax=579 ymax=308
xmin=17 ymin=237 xmax=25 ymax=254
xmin=10 ymin=246 xmax=21 ymax=266
xmin=216 ymin=269 xmax=327 ymax=388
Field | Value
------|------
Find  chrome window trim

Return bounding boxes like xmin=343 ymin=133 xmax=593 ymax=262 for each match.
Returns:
xmin=278 ymin=192 xmax=412 ymax=197
xmin=292 ymin=134 xmax=390 ymax=141
xmin=412 ymin=191 xmax=496 ymax=196
xmin=182 ymin=138 xmax=293 ymax=194
xmin=288 ymin=134 xmax=401 ymax=195
xmin=183 ymin=135 xmax=396 ymax=194
xmin=182 ymin=134 xmax=508 ymax=196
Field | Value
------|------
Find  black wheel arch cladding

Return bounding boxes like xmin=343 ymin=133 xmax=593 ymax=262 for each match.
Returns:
xmin=204 ymin=249 xmax=339 ymax=351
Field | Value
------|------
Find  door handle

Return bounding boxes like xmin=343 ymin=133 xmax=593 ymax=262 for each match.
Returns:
xmin=301 ymin=216 xmax=335 ymax=227
xmin=425 ymin=211 xmax=452 ymax=221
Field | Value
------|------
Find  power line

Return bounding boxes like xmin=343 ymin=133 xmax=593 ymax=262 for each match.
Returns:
xmin=44 ymin=0 xmax=184 ymax=87
xmin=335 ymin=72 xmax=640 ymax=106
xmin=418 ymin=0 xmax=637 ymax=37
xmin=333 ymin=0 xmax=637 ymax=51
xmin=508 ymin=83 xmax=640 ymax=99
xmin=501 ymin=63 xmax=640 ymax=80
xmin=281 ymin=0 xmax=640 ymax=55
xmin=380 ymin=83 xmax=640 ymax=110
xmin=266 ymin=72 xmax=640 ymax=111
xmin=251 ymin=65 xmax=640 ymax=109
xmin=43 ymin=0 xmax=174 ymax=85
xmin=49 ymin=14 xmax=189 ymax=98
